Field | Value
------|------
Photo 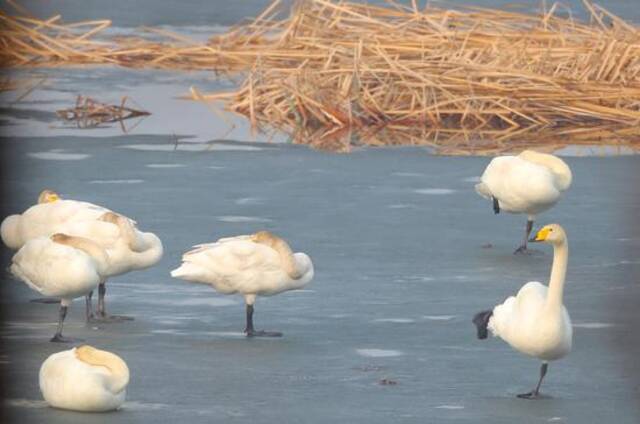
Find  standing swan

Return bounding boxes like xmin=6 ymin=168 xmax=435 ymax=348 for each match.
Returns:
xmin=1 ymin=190 xmax=163 ymax=321
xmin=475 ymin=151 xmax=572 ymax=253
xmin=171 ymin=231 xmax=314 ymax=337
xmin=473 ymin=224 xmax=572 ymax=398
xmin=10 ymin=234 xmax=109 ymax=342
xmin=40 ymin=345 xmax=129 ymax=412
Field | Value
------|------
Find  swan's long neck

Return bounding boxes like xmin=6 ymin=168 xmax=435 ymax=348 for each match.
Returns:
xmin=115 ymin=217 xmax=146 ymax=252
xmin=272 ymin=238 xmax=303 ymax=279
xmin=75 ymin=346 xmax=129 ymax=394
xmin=545 ymin=239 xmax=569 ymax=313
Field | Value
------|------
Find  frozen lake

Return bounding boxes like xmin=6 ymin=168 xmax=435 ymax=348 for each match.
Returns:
xmin=1 ymin=0 xmax=640 ymax=422
xmin=1 ymin=135 xmax=639 ymax=423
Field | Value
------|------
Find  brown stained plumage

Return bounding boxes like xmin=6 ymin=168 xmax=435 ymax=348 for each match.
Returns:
xmin=50 ymin=233 xmax=109 ymax=268
xmin=251 ymin=231 xmax=303 ymax=279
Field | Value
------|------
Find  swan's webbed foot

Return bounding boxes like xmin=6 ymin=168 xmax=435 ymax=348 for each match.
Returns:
xmin=245 ymin=329 xmax=283 ymax=338
xmin=516 ymin=390 xmax=541 ymax=399
xmin=29 ymin=297 xmax=60 ymax=304
xmin=50 ymin=334 xmax=82 ymax=343
xmin=513 ymin=245 xmax=531 ymax=255
xmin=93 ymin=313 xmax=135 ymax=323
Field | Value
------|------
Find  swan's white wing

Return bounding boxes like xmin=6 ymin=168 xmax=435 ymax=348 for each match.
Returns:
xmin=10 ymin=238 xmax=100 ymax=298
xmin=172 ymin=238 xmax=282 ymax=295
xmin=479 ymin=156 xmax=560 ymax=213
xmin=489 ymin=281 xmax=547 ymax=339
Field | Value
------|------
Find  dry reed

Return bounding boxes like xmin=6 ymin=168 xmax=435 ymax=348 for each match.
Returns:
xmin=2 ymin=0 xmax=640 ymax=153
xmin=56 ymin=95 xmax=150 ymax=130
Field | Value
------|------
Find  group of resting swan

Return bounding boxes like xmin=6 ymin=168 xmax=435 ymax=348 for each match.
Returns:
xmin=1 ymin=150 xmax=573 ymax=411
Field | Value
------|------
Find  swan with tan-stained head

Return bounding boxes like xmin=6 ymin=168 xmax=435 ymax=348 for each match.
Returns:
xmin=10 ymin=233 xmax=108 ymax=342
xmin=40 ymin=345 xmax=129 ymax=412
xmin=171 ymin=230 xmax=314 ymax=337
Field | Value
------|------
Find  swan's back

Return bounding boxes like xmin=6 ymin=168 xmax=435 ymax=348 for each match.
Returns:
xmin=478 ymin=156 xmax=561 ymax=214
xmin=172 ymin=236 xmax=311 ymax=296
xmin=10 ymin=237 xmax=101 ymax=299
xmin=1 ymin=200 xmax=109 ymax=250
xmin=40 ymin=348 xmax=127 ymax=412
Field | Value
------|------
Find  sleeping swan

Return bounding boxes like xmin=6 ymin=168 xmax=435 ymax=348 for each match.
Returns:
xmin=10 ymin=234 xmax=109 ymax=342
xmin=1 ymin=190 xmax=163 ymax=322
xmin=40 ymin=345 xmax=129 ymax=412
xmin=171 ymin=231 xmax=314 ymax=337
xmin=473 ymin=224 xmax=572 ymax=398
xmin=475 ymin=151 xmax=572 ymax=253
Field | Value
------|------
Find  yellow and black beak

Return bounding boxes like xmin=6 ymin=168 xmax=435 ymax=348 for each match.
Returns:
xmin=529 ymin=227 xmax=550 ymax=243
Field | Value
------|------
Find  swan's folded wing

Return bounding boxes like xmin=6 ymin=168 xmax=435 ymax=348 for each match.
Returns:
xmin=172 ymin=240 xmax=280 ymax=293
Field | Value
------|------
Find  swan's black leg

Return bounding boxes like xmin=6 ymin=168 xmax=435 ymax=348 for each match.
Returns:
xmin=95 ymin=282 xmax=134 ymax=322
xmin=50 ymin=305 xmax=79 ymax=343
xmin=244 ymin=304 xmax=282 ymax=338
xmin=517 ymin=362 xmax=548 ymax=399
xmin=85 ymin=290 xmax=97 ymax=322
xmin=492 ymin=197 xmax=500 ymax=214
xmin=514 ymin=219 xmax=534 ymax=254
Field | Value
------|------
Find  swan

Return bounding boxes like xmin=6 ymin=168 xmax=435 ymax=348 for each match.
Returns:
xmin=473 ymin=223 xmax=572 ymax=398
xmin=63 ymin=211 xmax=163 ymax=322
xmin=475 ymin=151 xmax=572 ymax=253
xmin=171 ymin=230 xmax=314 ymax=337
xmin=10 ymin=234 xmax=109 ymax=342
xmin=40 ymin=345 xmax=129 ymax=412
xmin=2 ymin=190 xmax=163 ymax=321
xmin=1 ymin=190 xmax=110 ymax=250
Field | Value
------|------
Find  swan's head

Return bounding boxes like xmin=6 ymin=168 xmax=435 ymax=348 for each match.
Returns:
xmin=251 ymin=230 xmax=278 ymax=246
xmin=98 ymin=211 xmax=121 ymax=224
xmin=75 ymin=345 xmax=130 ymax=393
xmin=529 ymin=224 xmax=566 ymax=245
xmin=50 ymin=233 xmax=72 ymax=243
xmin=38 ymin=190 xmax=61 ymax=204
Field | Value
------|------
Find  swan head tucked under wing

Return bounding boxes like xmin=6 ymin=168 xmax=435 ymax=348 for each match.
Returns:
xmin=39 ymin=345 xmax=129 ymax=412
xmin=529 ymin=223 xmax=566 ymax=246
xmin=51 ymin=233 xmax=110 ymax=276
xmin=75 ymin=345 xmax=130 ymax=394
xmin=518 ymin=150 xmax=572 ymax=191
xmin=38 ymin=189 xmax=61 ymax=204
xmin=251 ymin=230 xmax=306 ymax=280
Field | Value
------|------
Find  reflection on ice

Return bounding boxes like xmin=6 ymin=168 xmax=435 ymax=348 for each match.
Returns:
xmin=356 ymin=349 xmax=404 ymax=358
xmin=28 ymin=150 xmax=90 ymax=160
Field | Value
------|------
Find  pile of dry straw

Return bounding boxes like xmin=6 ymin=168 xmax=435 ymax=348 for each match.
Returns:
xmin=2 ymin=0 xmax=640 ymax=153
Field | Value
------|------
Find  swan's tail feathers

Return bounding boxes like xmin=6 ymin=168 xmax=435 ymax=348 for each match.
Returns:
xmin=492 ymin=197 xmax=500 ymax=214
xmin=475 ymin=182 xmax=491 ymax=200
xmin=472 ymin=310 xmax=493 ymax=340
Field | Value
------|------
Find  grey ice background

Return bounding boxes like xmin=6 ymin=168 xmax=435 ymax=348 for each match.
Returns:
xmin=1 ymin=137 xmax=639 ymax=423
xmin=1 ymin=0 xmax=640 ymax=423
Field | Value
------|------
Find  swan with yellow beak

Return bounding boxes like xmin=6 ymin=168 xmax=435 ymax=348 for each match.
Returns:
xmin=473 ymin=224 xmax=572 ymax=398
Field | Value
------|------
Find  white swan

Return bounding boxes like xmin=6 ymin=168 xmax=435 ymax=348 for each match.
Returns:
xmin=63 ymin=211 xmax=163 ymax=321
xmin=1 ymin=190 xmax=109 ymax=250
xmin=40 ymin=345 xmax=129 ymax=412
xmin=10 ymin=234 xmax=109 ymax=342
xmin=171 ymin=231 xmax=314 ymax=337
xmin=475 ymin=151 xmax=572 ymax=253
xmin=2 ymin=190 xmax=163 ymax=321
xmin=473 ymin=223 xmax=572 ymax=398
